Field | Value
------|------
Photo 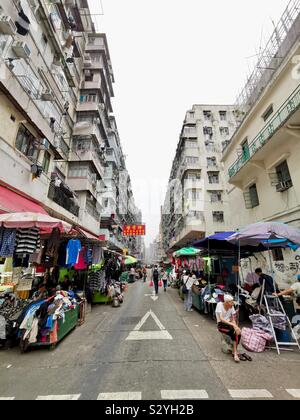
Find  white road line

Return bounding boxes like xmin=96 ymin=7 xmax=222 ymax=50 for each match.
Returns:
xmin=286 ymin=389 xmax=300 ymax=398
xmin=228 ymin=389 xmax=273 ymax=399
xmin=97 ymin=392 xmax=142 ymax=400
xmin=126 ymin=330 xmax=172 ymax=340
xmin=161 ymin=390 xmax=209 ymax=400
xmin=36 ymin=394 xmax=81 ymax=400
xmin=0 ymin=397 xmax=15 ymax=400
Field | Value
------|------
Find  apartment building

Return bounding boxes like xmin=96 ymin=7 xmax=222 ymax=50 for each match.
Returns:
xmin=162 ymin=105 xmax=240 ymax=252
xmin=222 ymin=0 xmax=300 ymax=286
xmin=0 ymin=0 xmax=142 ymax=255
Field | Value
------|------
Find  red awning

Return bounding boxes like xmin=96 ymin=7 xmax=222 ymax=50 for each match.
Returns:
xmin=77 ymin=227 xmax=103 ymax=243
xmin=0 ymin=185 xmax=47 ymax=214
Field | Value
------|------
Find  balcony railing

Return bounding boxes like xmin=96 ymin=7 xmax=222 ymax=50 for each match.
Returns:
xmin=228 ymin=85 xmax=300 ymax=178
xmin=48 ymin=183 xmax=79 ymax=217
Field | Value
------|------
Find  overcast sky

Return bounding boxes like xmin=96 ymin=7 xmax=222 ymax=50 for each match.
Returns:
xmin=89 ymin=0 xmax=289 ymax=246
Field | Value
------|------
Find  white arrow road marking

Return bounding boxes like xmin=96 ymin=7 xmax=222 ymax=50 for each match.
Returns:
xmin=286 ymin=389 xmax=300 ymax=398
xmin=126 ymin=310 xmax=172 ymax=341
xmin=144 ymin=294 xmax=158 ymax=301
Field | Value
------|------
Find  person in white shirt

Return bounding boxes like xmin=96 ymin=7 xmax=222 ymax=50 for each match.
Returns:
xmin=215 ymin=295 xmax=241 ymax=363
xmin=183 ymin=273 xmax=199 ymax=312
xmin=273 ymin=275 xmax=300 ymax=306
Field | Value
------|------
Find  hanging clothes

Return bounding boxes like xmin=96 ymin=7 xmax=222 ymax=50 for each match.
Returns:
xmin=15 ymin=228 xmax=40 ymax=255
xmin=66 ymin=239 xmax=81 ymax=266
xmin=74 ymin=246 xmax=87 ymax=270
xmin=0 ymin=227 xmax=17 ymax=257
xmin=46 ymin=228 xmax=61 ymax=258
xmin=92 ymin=246 xmax=103 ymax=264
xmin=15 ymin=9 xmax=30 ymax=36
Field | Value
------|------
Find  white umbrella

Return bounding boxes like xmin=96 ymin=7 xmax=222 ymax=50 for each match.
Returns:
xmin=0 ymin=212 xmax=72 ymax=232
xmin=227 ymin=222 xmax=300 ymax=246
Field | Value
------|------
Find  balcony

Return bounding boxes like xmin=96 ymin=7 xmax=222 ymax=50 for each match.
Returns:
xmin=77 ymin=101 xmax=99 ymax=113
xmin=48 ymin=182 xmax=79 ymax=217
xmin=228 ymin=85 xmax=300 ymax=179
xmin=69 ymin=141 xmax=105 ymax=180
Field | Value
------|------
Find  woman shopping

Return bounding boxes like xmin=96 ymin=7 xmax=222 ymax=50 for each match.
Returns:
xmin=183 ymin=272 xmax=199 ymax=312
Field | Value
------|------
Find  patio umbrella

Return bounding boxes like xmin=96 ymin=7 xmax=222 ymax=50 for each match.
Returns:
xmin=125 ymin=256 xmax=137 ymax=265
xmin=0 ymin=212 xmax=72 ymax=232
xmin=174 ymin=247 xmax=201 ymax=257
xmin=227 ymin=222 xmax=300 ymax=246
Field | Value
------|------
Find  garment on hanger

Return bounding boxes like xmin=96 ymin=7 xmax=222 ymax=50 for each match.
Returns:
xmin=0 ymin=228 xmax=17 ymax=257
xmin=15 ymin=9 xmax=30 ymax=36
xmin=92 ymin=246 xmax=103 ymax=264
xmin=66 ymin=239 xmax=81 ymax=266
xmin=74 ymin=246 xmax=87 ymax=270
xmin=46 ymin=228 xmax=61 ymax=258
xmin=15 ymin=228 xmax=40 ymax=255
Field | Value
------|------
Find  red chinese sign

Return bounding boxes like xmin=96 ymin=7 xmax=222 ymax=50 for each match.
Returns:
xmin=123 ymin=225 xmax=146 ymax=236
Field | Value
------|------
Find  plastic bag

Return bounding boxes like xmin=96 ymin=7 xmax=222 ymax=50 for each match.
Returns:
xmin=150 ymin=281 xmax=154 ymax=287
xmin=158 ymin=280 xmax=163 ymax=287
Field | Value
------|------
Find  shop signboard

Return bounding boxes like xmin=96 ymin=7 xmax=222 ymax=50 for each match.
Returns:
xmin=123 ymin=225 xmax=146 ymax=236
xmin=16 ymin=278 xmax=33 ymax=291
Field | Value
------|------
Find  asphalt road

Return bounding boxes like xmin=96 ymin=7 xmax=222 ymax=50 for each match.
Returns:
xmin=0 ymin=281 xmax=300 ymax=400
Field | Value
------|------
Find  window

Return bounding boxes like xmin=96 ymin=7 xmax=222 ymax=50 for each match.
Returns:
xmin=262 ymin=105 xmax=274 ymax=122
xmin=42 ymin=151 xmax=51 ymax=174
xmin=85 ymin=71 xmax=94 ymax=82
xmin=241 ymin=138 xmax=250 ymax=161
xmin=272 ymin=248 xmax=284 ymax=261
xmin=210 ymin=191 xmax=222 ymax=202
xmin=185 ymin=139 xmax=197 ymax=148
xmin=80 ymin=94 xmax=97 ymax=103
xmin=203 ymin=111 xmax=212 ymax=120
xmin=249 ymin=184 xmax=259 ymax=208
xmin=183 ymin=126 xmax=197 ymax=137
xmin=186 ymin=172 xmax=201 ymax=181
xmin=188 ymin=189 xmax=201 ymax=200
xmin=186 ymin=156 xmax=199 ymax=165
xmin=203 ymin=127 xmax=213 ymax=136
xmin=68 ymin=165 xmax=88 ymax=178
xmin=220 ymin=127 xmax=229 ymax=136
xmin=219 ymin=111 xmax=227 ymax=121
xmin=276 ymin=161 xmax=292 ymax=186
xmin=213 ymin=211 xmax=224 ymax=223
xmin=188 ymin=112 xmax=195 ymax=119
xmin=15 ymin=125 xmax=39 ymax=161
xmin=208 ymin=172 xmax=219 ymax=184
xmin=207 ymin=157 xmax=217 ymax=167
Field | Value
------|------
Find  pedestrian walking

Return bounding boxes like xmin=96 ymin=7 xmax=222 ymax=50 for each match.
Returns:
xmin=161 ymin=269 xmax=169 ymax=292
xmin=142 ymin=266 xmax=147 ymax=283
xmin=183 ymin=272 xmax=199 ymax=312
xmin=152 ymin=265 xmax=160 ymax=295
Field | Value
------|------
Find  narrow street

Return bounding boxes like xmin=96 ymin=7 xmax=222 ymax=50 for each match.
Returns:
xmin=0 ymin=282 xmax=300 ymax=400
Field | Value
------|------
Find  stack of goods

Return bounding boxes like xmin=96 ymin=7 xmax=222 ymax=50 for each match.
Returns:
xmin=19 ymin=291 xmax=79 ymax=350
xmin=241 ymin=314 xmax=278 ymax=353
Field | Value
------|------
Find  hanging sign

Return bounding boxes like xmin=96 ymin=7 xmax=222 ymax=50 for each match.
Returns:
xmin=123 ymin=225 xmax=146 ymax=236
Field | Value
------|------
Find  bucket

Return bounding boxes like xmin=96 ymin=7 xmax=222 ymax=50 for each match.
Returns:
xmin=275 ymin=328 xmax=291 ymax=343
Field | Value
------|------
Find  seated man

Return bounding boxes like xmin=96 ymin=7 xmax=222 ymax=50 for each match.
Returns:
xmin=274 ymin=274 xmax=300 ymax=305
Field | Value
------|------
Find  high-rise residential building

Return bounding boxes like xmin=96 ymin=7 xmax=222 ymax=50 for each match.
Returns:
xmin=162 ymin=105 xmax=241 ymax=252
xmin=0 ymin=0 xmax=142 ymax=256
xmin=221 ymin=1 xmax=300 ymax=286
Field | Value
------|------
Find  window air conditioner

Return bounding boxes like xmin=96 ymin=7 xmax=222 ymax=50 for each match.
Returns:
xmin=12 ymin=41 xmax=31 ymax=59
xmin=40 ymin=138 xmax=50 ymax=150
xmin=41 ymin=89 xmax=54 ymax=101
xmin=276 ymin=181 xmax=292 ymax=192
xmin=0 ymin=16 xmax=17 ymax=35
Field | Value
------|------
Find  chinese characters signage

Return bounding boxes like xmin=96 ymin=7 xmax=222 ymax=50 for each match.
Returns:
xmin=123 ymin=225 xmax=146 ymax=236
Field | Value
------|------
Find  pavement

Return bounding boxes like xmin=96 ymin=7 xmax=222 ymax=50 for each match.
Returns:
xmin=0 ymin=281 xmax=300 ymax=400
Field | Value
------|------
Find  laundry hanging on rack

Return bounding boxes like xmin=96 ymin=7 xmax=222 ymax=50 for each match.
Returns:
xmin=15 ymin=9 xmax=31 ymax=36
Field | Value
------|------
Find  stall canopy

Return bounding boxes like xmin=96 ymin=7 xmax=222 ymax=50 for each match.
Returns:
xmin=227 ymin=222 xmax=300 ymax=246
xmin=193 ymin=231 xmax=269 ymax=255
xmin=174 ymin=247 xmax=201 ymax=257
xmin=125 ymin=256 xmax=137 ymax=265
xmin=0 ymin=212 xmax=72 ymax=232
xmin=76 ymin=227 xmax=103 ymax=243
xmin=0 ymin=185 xmax=47 ymax=214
